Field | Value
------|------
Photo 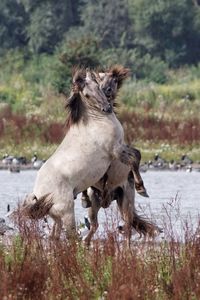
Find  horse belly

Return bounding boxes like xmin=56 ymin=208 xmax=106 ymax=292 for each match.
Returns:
xmin=69 ymin=157 xmax=110 ymax=194
xmin=33 ymin=149 xmax=110 ymax=199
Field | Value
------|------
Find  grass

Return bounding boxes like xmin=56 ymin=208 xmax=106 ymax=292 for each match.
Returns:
xmin=0 ymin=202 xmax=200 ymax=299
xmin=119 ymin=78 xmax=200 ymax=120
xmin=135 ymin=141 xmax=200 ymax=163
xmin=0 ymin=108 xmax=199 ymax=162
xmin=0 ymin=52 xmax=200 ymax=162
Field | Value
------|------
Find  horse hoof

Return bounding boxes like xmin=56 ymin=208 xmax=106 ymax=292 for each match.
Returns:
xmin=137 ymin=190 xmax=149 ymax=198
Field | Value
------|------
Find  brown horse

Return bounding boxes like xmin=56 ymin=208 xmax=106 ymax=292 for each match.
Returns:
xmin=82 ymin=66 xmax=161 ymax=246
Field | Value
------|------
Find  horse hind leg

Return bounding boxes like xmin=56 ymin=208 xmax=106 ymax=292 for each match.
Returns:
xmin=49 ymin=190 xmax=76 ymax=239
xmin=81 ymin=190 xmax=91 ymax=208
xmin=60 ymin=202 xmax=76 ymax=239
xmin=115 ymin=187 xmax=133 ymax=248
xmin=84 ymin=188 xmax=101 ymax=247
xmin=49 ymin=215 xmax=63 ymax=240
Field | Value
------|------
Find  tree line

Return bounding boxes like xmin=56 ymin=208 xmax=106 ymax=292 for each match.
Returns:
xmin=1 ymin=0 xmax=200 ymax=85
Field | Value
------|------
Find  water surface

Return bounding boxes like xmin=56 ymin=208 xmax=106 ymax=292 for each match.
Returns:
xmin=0 ymin=170 xmax=199 ymax=236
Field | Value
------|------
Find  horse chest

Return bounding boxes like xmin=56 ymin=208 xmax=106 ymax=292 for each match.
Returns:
xmin=86 ymin=117 xmax=124 ymax=151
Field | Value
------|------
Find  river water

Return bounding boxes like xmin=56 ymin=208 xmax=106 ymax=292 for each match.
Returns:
xmin=0 ymin=170 xmax=199 ymax=237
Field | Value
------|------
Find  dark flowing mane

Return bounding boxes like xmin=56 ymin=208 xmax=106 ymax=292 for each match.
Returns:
xmin=103 ymin=65 xmax=130 ymax=110
xmin=64 ymin=68 xmax=87 ymax=131
xmin=108 ymin=65 xmax=130 ymax=89
xmin=64 ymin=91 xmax=86 ymax=131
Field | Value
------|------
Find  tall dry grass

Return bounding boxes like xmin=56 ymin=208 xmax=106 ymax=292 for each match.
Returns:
xmin=119 ymin=110 xmax=200 ymax=146
xmin=0 ymin=204 xmax=200 ymax=300
xmin=1 ymin=109 xmax=199 ymax=147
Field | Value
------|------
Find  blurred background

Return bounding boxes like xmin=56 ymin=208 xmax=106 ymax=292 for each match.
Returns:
xmin=0 ymin=0 xmax=200 ymax=162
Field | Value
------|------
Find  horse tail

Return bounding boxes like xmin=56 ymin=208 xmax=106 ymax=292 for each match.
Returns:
xmin=132 ymin=211 xmax=162 ymax=237
xmin=22 ymin=193 xmax=53 ymax=220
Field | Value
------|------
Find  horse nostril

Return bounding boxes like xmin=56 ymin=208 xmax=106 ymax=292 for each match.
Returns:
xmin=102 ymin=103 xmax=112 ymax=114
xmin=106 ymin=104 xmax=112 ymax=113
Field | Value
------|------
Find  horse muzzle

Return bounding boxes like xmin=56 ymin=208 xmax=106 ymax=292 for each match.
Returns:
xmin=102 ymin=103 xmax=113 ymax=114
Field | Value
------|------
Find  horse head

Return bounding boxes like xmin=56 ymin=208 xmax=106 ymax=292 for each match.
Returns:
xmin=69 ymin=68 xmax=112 ymax=112
xmin=98 ymin=65 xmax=130 ymax=107
xmin=65 ymin=68 xmax=113 ymax=129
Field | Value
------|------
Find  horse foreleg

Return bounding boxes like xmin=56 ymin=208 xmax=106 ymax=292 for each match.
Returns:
xmin=130 ymin=148 xmax=149 ymax=198
xmin=113 ymin=144 xmax=137 ymax=165
xmin=114 ymin=145 xmax=148 ymax=198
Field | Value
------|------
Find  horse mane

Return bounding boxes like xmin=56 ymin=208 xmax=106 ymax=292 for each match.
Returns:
xmin=64 ymin=92 xmax=86 ymax=131
xmin=102 ymin=65 xmax=130 ymax=111
xmin=108 ymin=65 xmax=130 ymax=89
xmin=64 ymin=68 xmax=87 ymax=131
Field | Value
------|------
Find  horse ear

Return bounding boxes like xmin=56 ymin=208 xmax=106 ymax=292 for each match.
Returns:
xmin=72 ymin=69 xmax=86 ymax=91
xmin=86 ymin=70 xmax=97 ymax=82
xmin=109 ymin=65 xmax=130 ymax=88
xmin=98 ymin=72 xmax=106 ymax=80
xmin=86 ymin=70 xmax=93 ymax=81
xmin=93 ymin=71 xmax=101 ymax=82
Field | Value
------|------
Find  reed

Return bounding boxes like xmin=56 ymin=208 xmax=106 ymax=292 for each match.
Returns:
xmin=0 ymin=202 xmax=200 ymax=299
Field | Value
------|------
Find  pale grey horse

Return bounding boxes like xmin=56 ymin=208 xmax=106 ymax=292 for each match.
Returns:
xmin=81 ymin=66 xmax=161 ymax=246
xmin=23 ymin=68 xmax=139 ymax=239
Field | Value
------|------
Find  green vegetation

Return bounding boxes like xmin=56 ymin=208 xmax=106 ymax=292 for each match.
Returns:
xmin=0 ymin=0 xmax=200 ymax=161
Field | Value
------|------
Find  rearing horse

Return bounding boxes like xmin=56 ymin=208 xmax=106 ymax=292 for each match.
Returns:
xmin=81 ymin=66 xmax=161 ymax=246
xmin=23 ymin=68 xmax=139 ymax=239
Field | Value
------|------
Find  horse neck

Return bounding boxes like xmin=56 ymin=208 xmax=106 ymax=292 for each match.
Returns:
xmin=65 ymin=91 xmax=121 ymax=135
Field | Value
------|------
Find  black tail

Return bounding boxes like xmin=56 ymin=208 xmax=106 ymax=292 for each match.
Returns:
xmin=132 ymin=212 xmax=162 ymax=237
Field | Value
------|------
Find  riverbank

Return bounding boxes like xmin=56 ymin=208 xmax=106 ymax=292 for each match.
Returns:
xmin=1 ymin=161 xmax=200 ymax=172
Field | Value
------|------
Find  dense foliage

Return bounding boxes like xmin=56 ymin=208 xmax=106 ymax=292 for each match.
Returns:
xmin=0 ymin=0 xmax=200 ymax=79
xmin=0 ymin=0 xmax=200 ymax=159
